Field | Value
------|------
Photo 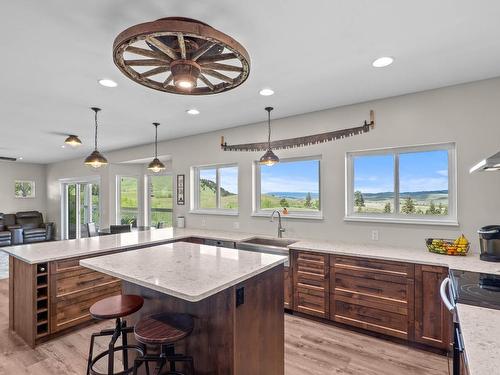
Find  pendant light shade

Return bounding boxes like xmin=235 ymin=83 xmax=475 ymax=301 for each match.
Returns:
xmin=148 ymin=122 xmax=166 ymax=173
xmin=259 ymin=107 xmax=279 ymax=166
xmin=64 ymin=134 xmax=82 ymax=147
xmin=84 ymin=107 xmax=108 ymax=168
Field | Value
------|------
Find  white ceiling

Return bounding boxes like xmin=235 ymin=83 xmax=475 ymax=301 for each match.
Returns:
xmin=2 ymin=0 xmax=500 ymax=163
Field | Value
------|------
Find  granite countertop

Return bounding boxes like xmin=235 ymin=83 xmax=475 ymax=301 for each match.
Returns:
xmin=456 ymin=303 xmax=500 ymax=375
xmin=80 ymin=241 xmax=287 ymax=302
xmin=0 ymin=228 xmax=257 ymax=264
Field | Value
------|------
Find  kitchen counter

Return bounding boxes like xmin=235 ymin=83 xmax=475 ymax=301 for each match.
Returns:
xmin=456 ymin=303 xmax=500 ymax=375
xmin=0 ymin=228 xmax=256 ymax=264
xmin=289 ymin=239 xmax=500 ymax=275
xmin=80 ymin=241 xmax=287 ymax=302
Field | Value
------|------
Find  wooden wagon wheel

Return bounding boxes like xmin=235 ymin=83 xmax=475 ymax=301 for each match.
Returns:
xmin=113 ymin=17 xmax=251 ymax=95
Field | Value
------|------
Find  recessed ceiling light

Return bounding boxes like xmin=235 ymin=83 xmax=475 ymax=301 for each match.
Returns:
xmin=98 ymin=79 xmax=118 ymax=88
xmin=372 ymin=56 xmax=394 ymax=68
xmin=259 ymin=88 xmax=274 ymax=96
xmin=186 ymin=108 xmax=200 ymax=115
xmin=61 ymin=145 xmax=66 ymax=148
xmin=19 ymin=157 xmax=23 ymax=160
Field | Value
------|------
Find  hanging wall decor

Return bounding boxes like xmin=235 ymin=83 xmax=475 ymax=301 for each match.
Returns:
xmin=113 ymin=17 xmax=250 ymax=95
xmin=14 ymin=180 xmax=35 ymax=198
xmin=177 ymin=174 xmax=185 ymax=205
xmin=221 ymin=110 xmax=375 ymax=153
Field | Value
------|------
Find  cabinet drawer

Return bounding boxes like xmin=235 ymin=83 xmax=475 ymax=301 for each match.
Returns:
xmin=296 ymin=291 xmax=328 ymax=318
xmin=54 ymin=270 xmax=119 ymax=297
xmin=333 ymin=273 xmax=409 ymax=302
xmin=331 ymin=298 xmax=410 ymax=340
xmin=52 ymin=282 xmax=121 ymax=332
xmin=331 ymin=256 xmax=413 ymax=278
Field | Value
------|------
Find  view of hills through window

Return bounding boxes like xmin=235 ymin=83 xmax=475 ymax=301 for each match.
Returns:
xmin=260 ymin=159 xmax=320 ymax=211
xmin=199 ymin=166 xmax=238 ymax=210
xmin=353 ymin=150 xmax=449 ymax=215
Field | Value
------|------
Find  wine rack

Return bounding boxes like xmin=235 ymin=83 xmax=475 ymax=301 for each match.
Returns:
xmin=35 ymin=262 xmax=49 ymax=338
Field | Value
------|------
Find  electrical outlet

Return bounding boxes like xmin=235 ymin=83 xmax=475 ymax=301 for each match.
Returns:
xmin=201 ymin=218 xmax=206 ymax=227
xmin=371 ymin=230 xmax=379 ymax=241
xmin=233 ymin=222 xmax=240 ymax=229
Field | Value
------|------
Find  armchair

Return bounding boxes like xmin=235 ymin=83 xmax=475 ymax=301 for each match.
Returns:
xmin=15 ymin=211 xmax=54 ymax=243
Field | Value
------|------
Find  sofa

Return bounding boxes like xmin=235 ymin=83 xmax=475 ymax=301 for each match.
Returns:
xmin=0 ymin=211 xmax=53 ymax=246
xmin=0 ymin=213 xmax=23 ymax=246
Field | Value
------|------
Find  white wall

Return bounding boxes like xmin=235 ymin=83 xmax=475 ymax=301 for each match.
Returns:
xmin=0 ymin=161 xmax=47 ymax=216
xmin=46 ymin=78 xmax=500 ymax=249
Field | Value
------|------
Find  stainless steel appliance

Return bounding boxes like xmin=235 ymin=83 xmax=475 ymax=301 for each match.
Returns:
xmin=478 ymin=225 xmax=500 ymax=262
xmin=442 ymin=270 xmax=500 ymax=375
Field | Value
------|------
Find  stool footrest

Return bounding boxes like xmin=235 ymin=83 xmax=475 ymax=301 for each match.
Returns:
xmin=89 ymin=345 xmax=144 ymax=375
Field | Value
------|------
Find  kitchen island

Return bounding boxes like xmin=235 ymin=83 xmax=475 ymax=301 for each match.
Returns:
xmin=81 ymin=241 xmax=287 ymax=375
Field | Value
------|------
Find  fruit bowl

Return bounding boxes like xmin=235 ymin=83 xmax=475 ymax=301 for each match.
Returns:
xmin=426 ymin=238 xmax=470 ymax=256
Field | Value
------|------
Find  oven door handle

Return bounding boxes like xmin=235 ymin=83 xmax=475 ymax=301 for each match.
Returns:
xmin=440 ymin=277 xmax=456 ymax=312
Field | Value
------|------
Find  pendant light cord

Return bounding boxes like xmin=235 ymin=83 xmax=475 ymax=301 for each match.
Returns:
xmin=267 ymin=111 xmax=271 ymax=148
xmin=155 ymin=124 xmax=158 ymax=158
xmin=153 ymin=122 xmax=160 ymax=158
xmin=265 ymin=107 xmax=273 ymax=150
xmin=94 ymin=110 xmax=98 ymax=151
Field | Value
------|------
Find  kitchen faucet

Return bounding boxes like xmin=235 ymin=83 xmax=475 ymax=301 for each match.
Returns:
xmin=270 ymin=210 xmax=285 ymax=238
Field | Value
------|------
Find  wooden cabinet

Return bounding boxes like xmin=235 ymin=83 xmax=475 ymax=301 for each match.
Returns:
xmin=330 ymin=255 xmax=415 ymax=340
xmin=49 ymin=258 xmax=121 ymax=333
xmin=292 ymin=251 xmax=329 ymax=318
xmin=284 ymin=266 xmax=292 ymax=309
xmin=414 ymin=264 xmax=452 ymax=349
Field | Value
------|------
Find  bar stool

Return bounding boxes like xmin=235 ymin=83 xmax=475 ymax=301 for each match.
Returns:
xmin=133 ymin=313 xmax=194 ymax=375
xmin=87 ymin=294 xmax=145 ymax=375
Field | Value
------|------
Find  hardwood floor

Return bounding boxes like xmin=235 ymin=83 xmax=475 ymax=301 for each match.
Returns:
xmin=0 ymin=279 xmax=448 ymax=374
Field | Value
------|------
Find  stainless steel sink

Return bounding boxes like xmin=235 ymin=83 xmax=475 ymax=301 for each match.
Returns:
xmin=237 ymin=237 xmax=297 ymax=266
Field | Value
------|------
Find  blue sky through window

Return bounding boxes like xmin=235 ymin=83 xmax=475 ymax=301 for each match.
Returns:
xmin=354 ymin=150 xmax=448 ymax=194
xmin=261 ymin=160 xmax=319 ymax=195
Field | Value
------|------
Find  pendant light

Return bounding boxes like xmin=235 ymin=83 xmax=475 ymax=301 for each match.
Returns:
xmin=64 ymin=134 xmax=82 ymax=147
xmin=84 ymin=107 xmax=108 ymax=168
xmin=259 ymin=107 xmax=279 ymax=166
xmin=147 ymin=122 xmax=166 ymax=173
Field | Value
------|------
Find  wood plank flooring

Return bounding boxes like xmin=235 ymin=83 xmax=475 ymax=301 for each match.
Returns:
xmin=0 ymin=279 xmax=448 ymax=374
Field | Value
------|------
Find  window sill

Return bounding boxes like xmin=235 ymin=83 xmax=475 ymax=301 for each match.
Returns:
xmin=189 ymin=210 xmax=239 ymax=216
xmin=252 ymin=211 xmax=324 ymax=220
xmin=344 ymin=215 xmax=459 ymax=226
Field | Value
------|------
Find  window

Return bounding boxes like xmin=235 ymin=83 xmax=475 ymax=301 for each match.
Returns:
xmin=117 ymin=176 xmax=139 ymax=226
xmin=254 ymin=157 xmax=321 ymax=218
xmin=148 ymin=175 xmax=173 ymax=227
xmin=346 ymin=143 xmax=457 ymax=225
xmin=191 ymin=164 xmax=238 ymax=214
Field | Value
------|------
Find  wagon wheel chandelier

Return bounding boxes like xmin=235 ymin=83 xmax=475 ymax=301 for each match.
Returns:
xmin=113 ymin=17 xmax=250 ymax=95
xmin=221 ymin=110 xmax=375 ymax=162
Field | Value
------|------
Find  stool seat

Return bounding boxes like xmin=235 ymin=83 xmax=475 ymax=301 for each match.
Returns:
xmin=134 ymin=313 xmax=194 ymax=345
xmin=90 ymin=295 xmax=144 ymax=320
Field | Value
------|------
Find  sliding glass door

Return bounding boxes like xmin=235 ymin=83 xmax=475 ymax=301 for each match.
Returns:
xmin=147 ymin=175 xmax=173 ymax=228
xmin=62 ymin=180 xmax=100 ymax=239
xmin=118 ymin=176 xmax=140 ymax=226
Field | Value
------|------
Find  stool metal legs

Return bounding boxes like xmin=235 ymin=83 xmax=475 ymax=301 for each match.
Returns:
xmin=87 ymin=318 xmax=144 ymax=375
xmin=133 ymin=344 xmax=193 ymax=375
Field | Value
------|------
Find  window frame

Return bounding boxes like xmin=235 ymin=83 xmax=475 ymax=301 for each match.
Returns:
xmin=345 ymin=142 xmax=458 ymax=225
xmin=190 ymin=163 xmax=239 ymax=216
xmin=252 ymin=155 xmax=323 ymax=220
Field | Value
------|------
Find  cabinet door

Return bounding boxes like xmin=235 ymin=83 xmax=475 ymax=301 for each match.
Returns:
xmin=414 ymin=264 xmax=452 ymax=349
xmin=284 ymin=266 xmax=292 ymax=309
xmin=292 ymin=251 xmax=329 ymax=318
